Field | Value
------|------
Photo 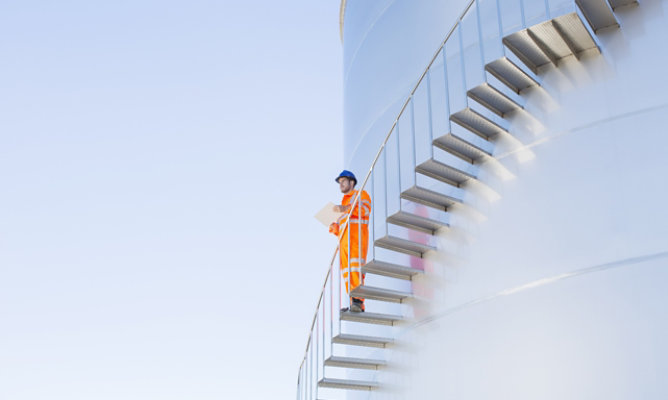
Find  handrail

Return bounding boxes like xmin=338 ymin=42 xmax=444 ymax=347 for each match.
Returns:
xmin=297 ymin=0 xmax=478 ymax=390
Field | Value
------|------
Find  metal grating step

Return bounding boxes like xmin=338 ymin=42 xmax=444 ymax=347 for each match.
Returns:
xmin=506 ymin=13 xmax=599 ymax=71
xmin=318 ymin=378 xmax=378 ymax=391
xmin=467 ymin=82 xmax=523 ymax=117
xmin=576 ymin=0 xmax=618 ymax=32
xmin=551 ymin=13 xmax=599 ymax=57
xmin=401 ymin=185 xmax=461 ymax=211
xmin=485 ymin=57 xmax=539 ymax=94
xmin=433 ymin=132 xmax=492 ymax=164
xmin=340 ymin=310 xmax=403 ymax=326
xmin=350 ymin=285 xmax=412 ymax=303
xmin=375 ymin=235 xmax=436 ymax=258
xmin=503 ymin=29 xmax=555 ymax=73
xmin=450 ymin=108 xmax=508 ymax=140
xmin=607 ymin=0 xmax=638 ymax=10
xmin=332 ymin=333 xmax=394 ymax=348
xmin=324 ymin=356 xmax=386 ymax=370
xmin=362 ymin=259 xmax=423 ymax=280
xmin=416 ymin=158 xmax=476 ymax=187
xmin=387 ymin=210 xmax=449 ymax=234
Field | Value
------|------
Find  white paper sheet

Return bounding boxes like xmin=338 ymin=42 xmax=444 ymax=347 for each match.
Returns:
xmin=314 ymin=202 xmax=344 ymax=227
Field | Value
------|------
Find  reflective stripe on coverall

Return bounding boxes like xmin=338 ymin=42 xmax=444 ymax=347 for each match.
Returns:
xmin=332 ymin=189 xmax=371 ymax=306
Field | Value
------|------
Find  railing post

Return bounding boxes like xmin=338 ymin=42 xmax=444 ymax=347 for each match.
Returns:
xmin=475 ymin=0 xmax=486 ymax=81
xmin=458 ymin=24 xmax=468 ymax=98
xmin=443 ymin=49 xmax=452 ymax=133
xmin=426 ymin=70 xmax=434 ymax=158
xmin=383 ymin=148 xmax=389 ymax=232
xmin=544 ymin=0 xmax=551 ymax=19
xmin=409 ymin=99 xmax=417 ymax=183
xmin=371 ymin=170 xmax=376 ymax=261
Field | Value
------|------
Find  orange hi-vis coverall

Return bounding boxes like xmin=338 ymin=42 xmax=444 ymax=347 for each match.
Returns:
xmin=329 ymin=189 xmax=371 ymax=302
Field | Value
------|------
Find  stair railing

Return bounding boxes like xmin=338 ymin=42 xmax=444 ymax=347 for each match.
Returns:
xmin=296 ymin=0 xmax=572 ymax=396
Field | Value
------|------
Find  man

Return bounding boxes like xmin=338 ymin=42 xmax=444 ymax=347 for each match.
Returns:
xmin=329 ymin=170 xmax=371 ymax=313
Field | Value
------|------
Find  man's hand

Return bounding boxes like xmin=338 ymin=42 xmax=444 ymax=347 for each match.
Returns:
xmin=334 ymin=204 xmax=351 ymax=213
xmin=329 ymin=222 xmax=340 ymax=235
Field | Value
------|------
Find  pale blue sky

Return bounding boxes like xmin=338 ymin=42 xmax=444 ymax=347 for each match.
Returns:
xmin=0 ymin=1 xmax=344 ymax=398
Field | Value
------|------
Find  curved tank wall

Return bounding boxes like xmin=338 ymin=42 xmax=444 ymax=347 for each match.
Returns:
xmin=339 ymin=0 xmax=668 ymax=399
xmin=341 ymin=0 xmax=469 ymax=176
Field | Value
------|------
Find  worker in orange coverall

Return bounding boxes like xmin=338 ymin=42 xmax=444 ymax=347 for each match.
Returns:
xmin=329 ymin=170 xmax=371 ymax=313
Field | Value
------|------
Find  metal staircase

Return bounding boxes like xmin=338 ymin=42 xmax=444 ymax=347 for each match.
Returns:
xmin=297 ymin=0 xmax=640 ymax=398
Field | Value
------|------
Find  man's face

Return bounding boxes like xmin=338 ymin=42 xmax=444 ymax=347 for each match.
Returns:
xmin=338 ymin=177 xmax=354 ymax=194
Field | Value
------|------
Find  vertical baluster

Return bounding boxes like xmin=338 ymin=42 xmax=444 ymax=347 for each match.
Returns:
xmin=496 ymin=0 xmax=504 ymax=39
xmin=306 ymin=346 xmax=310 ymax=400
xmin=426 ymin=71 xmax=434 ymax=158
xmin=322 ymin=288 xmax=324 ymax=366
xmin=330 ymin=258 xmax=334 ymax=353
xmin=442 ymin=49 xmax=452 ymax=134
xmin=315 ymin=316 xmax=319 ymax=399
xmin=458 ymin=23 xmax=468 ymax=102
xmin=358 ymin=184 xmax=362 ymax=306
xmin=409 ymin=99 xmax=417 ymax=183
xmin=383 ymin=148 xmax=389 ymax=233
xmin=348 ymin=203 xmax=352 ymax=309
xmin=544 ymin=0 xmax=551 ymax=19
xmin=396 ymin=125 xmax=402 ymax=195
xmin=371 ymin=170 xmax=375 ymax=261
xmin=475 ymin=0 xmax=486 ymax=81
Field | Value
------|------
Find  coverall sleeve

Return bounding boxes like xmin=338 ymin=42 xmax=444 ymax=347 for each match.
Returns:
xmin=350 ymin=191 xmax=371 ymax=218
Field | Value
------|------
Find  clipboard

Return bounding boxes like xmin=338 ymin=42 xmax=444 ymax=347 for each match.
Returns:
xmin=314 ymin=202 xmax=344 ymax=226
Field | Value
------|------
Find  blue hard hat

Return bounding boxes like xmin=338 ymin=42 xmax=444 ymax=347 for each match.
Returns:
xmin=335 ymin=170 xmax=357 ymax=185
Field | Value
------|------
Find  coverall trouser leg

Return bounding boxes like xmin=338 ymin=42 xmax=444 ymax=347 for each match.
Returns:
xmin=340 ymin=225 xmax=368 ymax=308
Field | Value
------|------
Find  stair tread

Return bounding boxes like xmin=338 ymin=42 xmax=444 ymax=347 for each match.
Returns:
xmin=340 ymin=310 xmax=403 ymax=326
xmin=504 ymin=29 xmax=553 ymax=73
xmin=387 ymin=210 xmax=448 ymax=234
xmin=576 ymin=0 xmax=619 ymax=32
xmin=401 ymin=185 xmax=461 ymax=211
xmin=350 ymin=284 xmax=412 ymax=303
xmin=332 ymin=333 xmax=394 ymax=348
xmin=416 ymin=158 xmax=475 ymax=187
xmin=362 ymin=259 xmax=423 ymax=280
xmin=325 ymin=355 xmax=386 ymax=369
xmin=375 ymin=235 xmax=436 ymax=258
xmin=551 ymin=13 xmax=598 ymax=54
xmin=433 ymin=132 xmax=492 ymax=164
xmin=318 ymin=377 xmax=378 ymax=390
xmin=485 ymin=57 xmax=539 ymax=94
xmin=607 ymin=0 xmax=638 ymax=9
xmin=450 ymin=108 xmax=507 ymax=140
xmin=467 ymin=82 xmax=523 ymax=117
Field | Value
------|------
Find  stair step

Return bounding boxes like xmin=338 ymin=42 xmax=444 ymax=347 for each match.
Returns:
xmin=485 ymin=57 xmax=539 ymax=94
xmin=503 ymin=29 xmax=555 ymax=73
xmin=332 ymin=333 xmax=393 ymax=348
xmin=504 ymin=13 xmax=599 ymax=73
xmin=401 ymin=185 xmax=461 ymax=211
xmin=387 ymin=210 xmax=448 ymax=234
xmin=551 ymin=13 xmax=599 ymax=55
xmin=416 ymin=158 xmax=475 ymax=187
xmin=375 ymin=235 xmax=436 ymax=257
xmin=607 ymin=0 xmax=638 ymax=10
xmin=340 ymin=309 xmax=403 ymax=326
xmin=467 ymin=82 xmax=523 ymax=117
xmin=576 ymin=0 xmax=618 ymax=32
xmin=318 ymin=377 xmax=378 ymax=391
xmin=433 ymin=132 xmax=492 ymax=164
xmin=350 ymin=285 xmax=412 ymax=303
xmin=450 ymin=108 xmax=508 ymax=140
xmin=324 ymin=356 xmax=386 ymax=370
xmin=363 ymin=259 xmax=423 ymax=280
